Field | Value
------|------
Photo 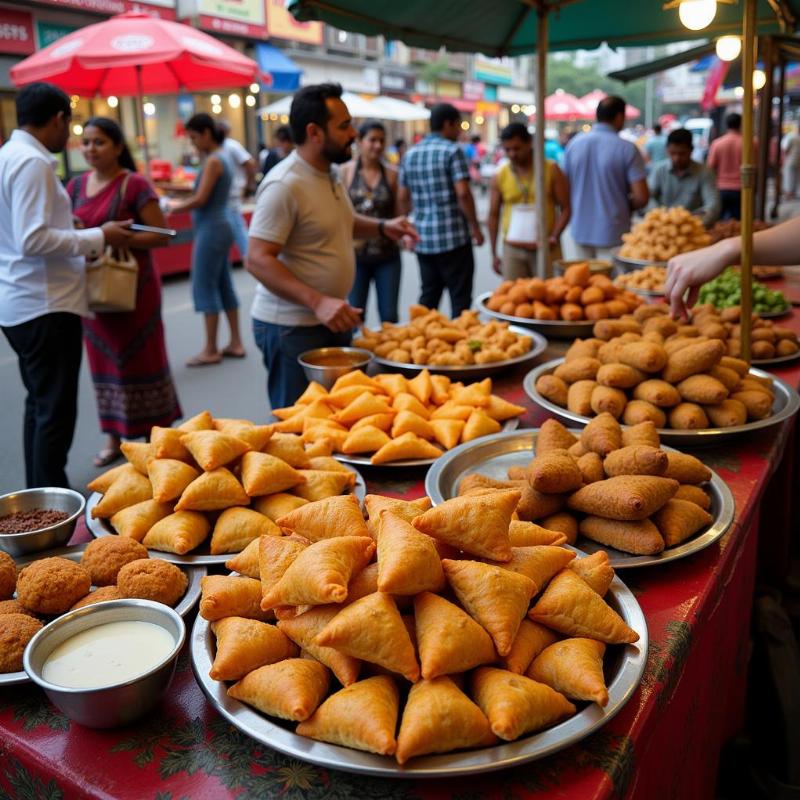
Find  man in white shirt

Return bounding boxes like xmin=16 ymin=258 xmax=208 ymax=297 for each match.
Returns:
xmin=219 ymin=119 xmax=256 ymax=261
xmin=246 ymin=83 xmax=417 ymax=408
xmin=0 ymin=82 xmax=132 ymax=488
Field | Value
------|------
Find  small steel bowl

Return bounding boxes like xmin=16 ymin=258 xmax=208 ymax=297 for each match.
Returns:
xmin=0 ymin=488 xmax=85 ymax=557
xmin=297 ymin=347 xmax=373 ymax=390
xmin=553 ymin=258 xmax=614 ymax=277
xmin=23 ymin=599 xmax=185 ymax=729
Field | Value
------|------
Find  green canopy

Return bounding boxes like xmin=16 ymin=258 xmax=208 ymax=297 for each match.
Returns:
xmin=290 ymin=0 xmax=797 ymax=56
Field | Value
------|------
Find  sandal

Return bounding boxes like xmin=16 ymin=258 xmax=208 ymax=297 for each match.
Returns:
xmin=221 ymin=347 xmax=246 ymax=359
xmin=93 ymin=448 xmax=123 ymax=468
xmin=186 ymin=353 xmax=222 ymax=367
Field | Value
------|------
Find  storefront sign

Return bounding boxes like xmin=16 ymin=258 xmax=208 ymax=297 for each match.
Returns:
xmin=497 ymin=85 xmax=534 ymax=105
xmin=36 ymin=21 xmax=78 ymax=48
xmin=32 ymin=0 xmax=176 ymax=19
xmin=474 ymin=55 xmax=513 ymax=86
xmin=435 ymin=79 xmax=461 ymax=99
xmin=462 ymin=79 xmax=485 ymax=101
xmin=0 ymin=8 xmax=34 ymax=56
xmin=380 ymin=69 xmax=414 ymax=94
xmin=192 ymin=0 xmax=266 ymax=37
xmin=265 ymin=0 xmax=322 ymax=44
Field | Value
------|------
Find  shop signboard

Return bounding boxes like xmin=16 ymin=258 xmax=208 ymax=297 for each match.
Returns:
xmin=462 ymin=79 xmax=485 ymax=101
xmin=380 ymin=69 xmax=414 ymax=95
xmin=265 ymin=0 xmax=322 ymax=44
xmin=36 ymin=21 xmax=79 ymax=48
xmin=0 ymin=8 xmax=34 ymax=56
xmin=32 ymin=0 xmax=176 ymax=19
xmin=474 ymin=54 xmax=513 ymax=86
xmin=190 ymin=0 xmax=267 ymax=37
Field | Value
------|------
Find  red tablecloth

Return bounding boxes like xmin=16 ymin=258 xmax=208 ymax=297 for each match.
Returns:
xmin=2 ymin=310 xmax=799 ymax=800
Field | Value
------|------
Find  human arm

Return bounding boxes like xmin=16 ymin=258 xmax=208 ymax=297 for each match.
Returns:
xmin=168 ymin=156 xmax=222 ymax=212
xmin=647 ymin=167 xmax=662 ymax=209
xmin=451 ymin=148 xmax=483 ymax=245
xmin=352 ymin=213 xmax=418 ymax=243
xmin=627 ymin=147 xmax=649 ymax=210
xmin=396 ymin=160 xmax=412 ymax=215
xmin=630 ymin=178 xmax=649 ymax=210
xmin=243 ymin=157 xmax=257 ymax=195
xmin=549 ymin=162 xmax=571 ymax=244
xmin=127 ymin=199 xmax=170 ymax=250
xmin=698 ymin=168 xmax=721 ymax=227
xmin=487 ymin=174 xmax=502 ymax=274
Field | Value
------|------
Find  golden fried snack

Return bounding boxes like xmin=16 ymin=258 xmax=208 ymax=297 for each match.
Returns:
xmin=87 ymin=462 xmax=134 ymax=494
xmin=0 ymin=599 xmax=37 ymax=618
xmin=673 ymin=485 xmax=712 ymax=511
xmin=567 ymin=475 xmax=678 ymax=520
xmin=566 ymin=380 xmax=597 ymax=416
xmin=652 ymin=498 xmax=713 ymax=546
xmin=240 ymin=451 xmax=306 ymax=496
xmin=501 ymin=619 xmax=559 ymax=674
xmin=508 ymin=520 xmax=568 ymax=547
xmin=0 ymin=614 xmax=43 ymax=673
xmin=590 ymin=385 xmax=627 ymax=418
xmin=570 ymin=552 xmax=615 ymax=596
xmin=80 ymin=536 xmax=148 ymax=586
xmin=596 ymin=363 xmax=646 ymax=389
xmin=117 ymin=558 xmax=188 ymax=607
xmin=632 ymin=379 xmax=682 ymax=408
xmin=16 ymin=557 xmax=91 ymax=615
xmin=70 ymin=586 xmax=123 ymax=610
xmin=553 ymin=357 xmax=601 ymax=384
xmin=147 ymin=459 xmax=200 ymax=503
xmin=538 ymin=513 xmax=578 ymax=544
xmin=580 ymin=412 xmax=622 ymax=456
xmin=0 ymin=552 xmax=15 ymax=601
xmin=731 ymin=390 xmax=773 ymax=420
xmin=198 ymin=574 xmax=267 ymax=621
xmin=142 ymin=511 xmax=211 ymax=555
xmin=621 ymin=421 xmax=661 ymax=448
xmin=151 ymin=425 xmax=193 ymax=461
xmin=264 ymin=433 xmax=312 ymax=468
xmin=292 ymin=469 xmax=355 ymax=502
xmin=120 ymin=441 xmax=151 ymax=475
xmin=108 ymin=499 xmax=172 ymax=541
xmin=668 ymin=402 xmax=710 ymax=430
xmin=174 ymin=468 xmax=249 ymax=512
xmin=528 ymin=638 xmax=608 ymax=706
xmin=622 ymin=399 xmax=667 ymax=428
xmin=484 ymin=545 xmax=576 ymax=594
xmin=579 ymin=516 xmax=665 ymax=555
xmin=662 ymin=339 xmax=725 ymax=384
xmin=276 ymin=494 xmax=369 ymax=542
xmin=527 ymin=450 xmax=583 ymax=494
xmin=593 ymin=318 xmax=641 ymax=341
xmin=371 ymin=432 xmax=443 ymax=465
xmin=209 ymin=617 xmax=298 ymax=681
xmin=91 ymin=468 xmax=152 ymax=519
xmin=210 ymin=507 xmax=281 ymax=555
xmin=705 ymin=399 xmax=748 ymax=428
xmin=617 ymin=341 xmax=667 ymax=373
xmin=577 ymin=451 xmax=606 ymax=484
xmin=663 ymin=452 xmax=712 ymax=484
xmin=603 ymin=445 xmax=668 ymax=477
xmin=536 ymin=418 xmax=577 ymax=455
xmin=363 ymin=495 xmax=431 ymax=535
xmin=676 ymin=374 xmax=728 ymax=405
xmin=376 ymin=512 xmax=445 ymax=595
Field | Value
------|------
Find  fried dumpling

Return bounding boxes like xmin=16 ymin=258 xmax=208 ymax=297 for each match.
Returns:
xmin=450 ymin=378 xmax=491 ymax=407
xmin=240 ymin=451 xmax=306 ymax=496
xmin=391 ymin=410 xmax=435 ymax=440
xmin=150 ymin=425 xmax=193 ymax=461
xmin=326 ymin=385 xmax=380 ymax=409
xmin=430 ymin=418 xmax=465 ymax=450
xmin=142 ymin=510 xmax=210 ymax=554
xmin=263 ymin=433 xmax=311 ymax=468
xmin=376 ymin=512 xmax=445 ymax=595
xmin=304 ymin=439 xmax=334 ymax=458
xmin=528 ymin=570 xmax=639 ymax=644
xmin=364 ymin=495 xmax=432 ymax=537
xmin=430 ymin=374 xmax=451 ymax=405
xmin=373 ymin=372 xmax=408 ymax=398
xmin=392 ymin=391 xmax=431 ymax=419
xmin=341 ymin=425 xmax=391 ymax=455
xmin=462 ymin=409 xmax=502 ymax=443
xmin=484 ymin=395 xmax=526 ymax=422
xmin=225 ymin=538 xmax=261 ymax=578
xmin=527 ymin=638 xmax=609 ymax=706
xmin=508 ymin=520 xmax=568 ymax=547
xmin=296 ymin=381 xmax=329 ymax=405
xmin=570 ymin=551 xmax=615 ymax=596
xmin=200 ymin=575 xmax=271 ymax=622
xmin=406 ymin=369 xmax=433 ymax=405
xmin=306 ymin=456 xmax=351 ymax=473
xmin=180 ymin=430 xmax=251 ymax=471
xmin=412 ymin=490 xmax=519 ymax=561
xmin=579 ymin=516 xmax=665 ymax=556
xmin=174 ymin=468 xmax=249 ymax=512
xmin=414 ymin=591 xmax=496 ymax=680
xmin=370 ymin=432 xmax=443 ymax=465
xmin=87 ymin=462 xmax=134 ymax=494
xmin=442 ymin=559 xmax=535 ymax=657
xmin=216 ymin=423 xmax=273 ymax=451
xmin=91 ymin=468 xmax=152 ymax=519
xmin=651 ymin=498 xmax=713 ymax=547
xmin=252 ymin=492 xmax=308 ymax=521
xmin=483 ymin=546 xmax=576 ymax=594
xmin=276 ymin=494 xmax=369 ymax=541
xmin=258 ymin=534 xmax=309 ymax=606
xmin=350 ymin=412 xmax=396 ymax=433
xmin=501 ymin=619 xmax=560 ymax=675
xmin=147 ymin=458 xmax=200 ymax=503
xmin=110 ymin=499 xmax=173 ymax=542
xmin=333 ymin=393 xmax=393 ymax=426
xmin=345 ymin=562 xmax=379 ymax=604
xmin=120 ymin=441 xmax=152 ymax=475
xmin=567 ymin=476 xmax=679 ymax=521
xmin=178 ymin=410 xmax=214 ymax=432
xmin=210 ymin=617 xmax=298 ymax=680
xmin=210 ymin=507 xmax=281 ymax=555
xmin=292 ymin=469 xmax=355 ymax=502
xmin=331 ymin=369 xmax=381 ymax=393
xmin=228 ymin=658 xmax=329 ymax=721
xmin=296 ymin=675 xmax=399 ymax=756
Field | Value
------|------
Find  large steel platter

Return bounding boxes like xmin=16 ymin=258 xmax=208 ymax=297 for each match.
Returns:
xmin=475 ymin=292 xmax=596 ymax=339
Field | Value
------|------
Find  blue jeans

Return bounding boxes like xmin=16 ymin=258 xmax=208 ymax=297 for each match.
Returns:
xmin=252 ymin=319 xmax=351 ymax=409
xmin=226 ymin=205 xmax=249 ymax=261
xmin=348 ymin=253 xmax=402 ymax=323
xmin=191 ymin=213 xmax=238 ymax=314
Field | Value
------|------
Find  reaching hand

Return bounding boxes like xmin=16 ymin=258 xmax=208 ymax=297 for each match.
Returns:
xmin=472 ymin=225 xmax=485 ymax=247
xmin=665 ymin=241 xmax=734 ymax=319
xmin=382 ymin=216 xmax=419 ymax=245
xmin=313 ymin=295 xmax=363 ymax=333
xmin=101 ymin=220 xmax=134 ymax=248
xmin=491 ymin=254 xmax=502 ymax=275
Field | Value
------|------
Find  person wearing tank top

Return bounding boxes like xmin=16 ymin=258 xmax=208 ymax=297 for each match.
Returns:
xmin=339 ymin=121 xmax=402 ymax=323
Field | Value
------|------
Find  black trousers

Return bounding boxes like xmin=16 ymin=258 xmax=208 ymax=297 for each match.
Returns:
xmin=416 ymin=243 xmax=475 ymax=317
xmin=2 ymin=312 xmax=83 ymax=489
xmin=720 ymin=189 xmax=742 ymax=220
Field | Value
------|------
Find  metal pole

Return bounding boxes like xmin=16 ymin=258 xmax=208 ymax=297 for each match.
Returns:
xmin=136 ymin=64 xmax=151 ymax=176
xmin=771 ymin=56 xmax=786 ymax=220
xmin=756 ymin=36 xmax=774 ymax=220
xmin=534 ymin=5 xmax=550 ymax=279
xmin=740 ymin=0 xmax=756 ymax=363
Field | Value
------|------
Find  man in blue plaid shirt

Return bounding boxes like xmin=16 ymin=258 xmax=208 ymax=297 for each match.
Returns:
xmin=399 ymin=104 xmax=483 ymax=316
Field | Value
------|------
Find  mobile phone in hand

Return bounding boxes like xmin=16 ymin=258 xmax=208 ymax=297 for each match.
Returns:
xmin=129 ymin=223 xmax=177 ymax=236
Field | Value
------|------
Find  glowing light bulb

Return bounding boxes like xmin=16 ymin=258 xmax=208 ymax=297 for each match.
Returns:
xmin=72 ymin=123 xmax=83 ymax=136
xmin=753 ymin=69 xmax=767 ymax=91
xmin=715 ymin=35 xmax=741 ymax=62
xmin=107 ymin=95 xmax=119 ymax=108
xmin=228 ymin=93 xmax=241 ymax=109
xmin=475 ymin=114 xmax=485 ymax=125
xmin=210 ymin=94 xmax=221 ymax=105
xmin=678 ymin=0 xmax=716 ymax=31
xmin=734 ymin=86 xmax=745 ymax=98
xmin=460 ymin=120 xmax=470 ymax=131
xmin=249 ymin=82 xmax=260 ymax=94
xmin=511 ymin=104 xmax=520 ymax=113
xmin=245 ymin=95 xmax=256 ymax=107
xmin=143 ymin=102 xmax=156 ymax=116
xmin=280 ymin=114 xmax=289 ymax=123
xmin=211 ymin=104 xmax=222 ymax=115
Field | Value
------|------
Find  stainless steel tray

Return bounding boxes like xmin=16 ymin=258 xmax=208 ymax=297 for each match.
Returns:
xmin=190 ymin=557 xmax=647 ymax=777
xmin=524 ymin=359 xmax=800 ymax=447
xmin=333 ymin=419 xmax=520 ymax=469
xmin=755 ymin=306 xmax=791 ymax=319
xmin=373 ymin=326 xmax=548 ymax=380
xmin=85 ymin=463 xmax=366 ymax=565
xmin=753 ymin=349 xmax=800 ymax=367
xmin=425 ymin=429 xmax=735 ymax=569
xmin=475 ymin=292 xmax=596 ymax=339
xmin=611 ymin=247 xmax=668 ymax=271
xmin=0 ymin=542 xmax=205 ymax=686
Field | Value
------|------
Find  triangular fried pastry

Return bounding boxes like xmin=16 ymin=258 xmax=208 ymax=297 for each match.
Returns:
xmin=210 ymin=617 xmax=298 ymax=680
xmin=535 ymin=418 xmax=578 ymax=455
xmin=579 ymin=412 xmax=622 ymax=457
xmin=304 ymin=440 xmax=334 ymax=458
xmin=296 ymin=675 xmax=399 ymax=756
xmin=120 ymin=441 xmax=152 ymax=475
xmin=391 ymin=410 xmax=435 ymax=440
xmin=370 ymin=432 xmax=442 ymax=465
xmin=430 ymin=374 xmax=451 ymax=405
xmin=296 ymin=381 xmax=329 ymax=405
xmin=484 ymin=394 xmax=526 ymax=422
xmin=430 ymin=401 xmax=474 ymax=421
xmin=508 ymin=520 xmax=568 ymax=547
xmin=539 ymin=512 xmax=578 ymax=545
xmin=527 ymin=449 xmax=583 ymax=494
xmin=215 ymin=423 xmax=273 ymax=451
xmin=528 ymin=570 xmax=639 ymax=643
xmin=276 ymin=494 xmax=369 ymax=541
xmin=151 ymin=425 xmax=193 ymax=461
xmin=87 ymin=462 xmax=134 ymax=494
xmin=392 ymin=392 xmax=431 ymax=419
xmin=579 ymin=516 xmax=665 ymax=555
xmin=263 ymin=433 xmax=311 ymax=468
xmin=91 ymin=469 xmax=152 ymax=518
xmin=457 ymin=473 xmax=517 ymax=495
xmin=450 ymin=379 xmax=491 ymax=407
xmin=317 ymin=592 xmax=419 ymax=681
xmin=651 ymin=498 xmax=713 ymax=547
xmin=345 ymin=562 xmax=379 ymax=604
xmin=527 ymin=638 xmax=609 ymax=706
xmin=147 ymin=458 xmax=200 ymax=503
xmin=212 ymin=417 xmax=254 ymax=429
xmin=292 ymin=469 xmax=355 ymax=502
xmin=225 ymin=538 xmax=261 ymax=578
xmin=174 ymin=468 xmax=248 ymax=512
xmin=442 ymin=559 xmax=535 ymax=657
xmin=178 ymin=410 xmax=215 ymax=432
xmin=228 ymin=658 xmax=329 ymax=721
xmin=303 ymin=425 xmax=349 ymax=452
xmin=333 ymin=393 xmax=393 ymax=426
xmin=376 ymin=512 xmax=445 ymax=595
xmin=341 ymin=425 xmax=391 ymax=455
xmin=210 ymin=507 xmax=281 ymax=555
xmin=240 ymin=451 xmax=306 ymax=496
xmin=471 ymin=666 xmax=576 ymax=740
xmin=350 ymin=412 xmax=396 ymax=433
xmin=430 ymin=418 xmax=465 ymax=450
xmin=483 ymin=546 xmax=576 ymax=594
xmin=325 ymin=385 xmax=379 ymax=409
xmin=567 ymin=476 xmax=679 ymax=521
xmin=110 ymin=498 xmax=173 ymax=542
xmin=502 ymin=619 xmax=560 ymax=674
xmin=258 ymin=534 xmax=309 ymax=604
xmin=142 ymin=510 xmax=210 ymax=554
xmin=570 ymin=552 xmax=615 ymax=596
xmin=200 ymin=575 xmax=271 ymax=622
xmin=272 ymin=399 xmax=334 ymax=434
xmin=373 ymin=372 xmax=408 ymax=398
xmin=406 ymin=369 xmax=433 ymax=405
xmin=261 ymin=536 xmax=375 ymax=609
xmin=252 ymin=493 xmax=308 ymax=521
xmin=331 ymin=369 xmax=381 ymax=393
xmin=180 ymin=430 xmax=251 ymax=471
xmin=412 ymin=490 xmax=519 ymax=561
xmin=414 ymin=591 xmax=496 ymax=679
xmin=395 ymin=676 xmax=495 ymax=764
xmin=307 ymin=456 xmax=351 ymax=473
xmin=462 ymin=410 xmax=502 ymax=443
xmin=364 ymin=495 xmax=431 ymax=537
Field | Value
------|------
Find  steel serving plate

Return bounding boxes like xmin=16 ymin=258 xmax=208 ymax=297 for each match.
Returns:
xmin=190 ymin=560 xmax=647 ymax=778
xmin=85 ymin=463 xmax=366 ymax=566
xmin=425 ymin=429 xmax=734 ymax=569
xmin=610 ymin=247 xmax=668 ymax=271
xmin=372 ymin=325 xmax=548 ymax=381
xmin=754 ymin=306 xmax=791 ymax=319
xmin=475 ymin=292 xmax=596 ymax=339
xmin=524 ymin=359 xmax=800 ymax=447
xmin=0 ymin=542 xmax=204 ymax=687
xmin=332 ymin=418 xmax=520 ymax=469
xmin=752 ymin=349 xmax=800 ymax=367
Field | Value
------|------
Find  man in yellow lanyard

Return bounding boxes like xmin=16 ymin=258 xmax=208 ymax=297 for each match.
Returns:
xmin=488 ymin=122 xmax=571 ymax=279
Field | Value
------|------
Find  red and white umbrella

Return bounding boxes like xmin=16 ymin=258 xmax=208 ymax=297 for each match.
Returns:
xmin=530 ymin=90 xmax=588 ymax=121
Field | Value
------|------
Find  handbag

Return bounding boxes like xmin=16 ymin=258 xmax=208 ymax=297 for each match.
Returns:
xmin=84 ymin=173 xmax=138 ymax=313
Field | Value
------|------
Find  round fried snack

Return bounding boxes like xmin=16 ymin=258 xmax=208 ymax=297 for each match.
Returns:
xmin=116 ymin=558 xmax=188 ymax=607
xmin=80 ymin=536 xmax=149 ymax=586
xmin=0 ymin=599 xmax=37 ymax=618
xmin=16 ymin=557 xmax=91 ymax=615
xmin=0 ymin=613 xmax=43 ymax=673
xmin=70 ymin=586 xmax=124 ymax=611
xmin=0 ymin=551 xmax=16 ymax=600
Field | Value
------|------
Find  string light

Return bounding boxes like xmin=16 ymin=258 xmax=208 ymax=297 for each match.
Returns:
xmin=249 ymin=82 xmax=260 ymax=94
xmin=280 ymin=114 xmax=289 ymax=123
xmin=460 ymin=120 xmax=470 ymax=131
xmin=715 ymin=35 xmax=741 ymax=62
xmin=210 ymin=94 xmax=221 ymax=105
xmin=228 ymin=93 xmax=241 ymax=109
xmin=143 ymin=102 xmax=155 ymax=116
xmin=245 ymin=95 xmax=256 ymax=107
xmin=511 ymin=104 xmax=520 ymax=113
xmin=211 ymin=104 xmax=222 ymax=115
xmin=72 ymin=123 xmax=83 ymax=136
xmin=475 ymin=114 xmax=485 ymax=125
xmin=753 ymin=69 xmax=767 ymax=90
xmin=107 ymin=95 xmax=119 ymax=108
xmin=678 ymin=0 xmax=716 ymax=31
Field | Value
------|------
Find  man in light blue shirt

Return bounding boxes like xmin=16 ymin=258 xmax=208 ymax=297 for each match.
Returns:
xmin=645 ymin=123 xmax=668 ymax=166
xmin=563 ymin=96 xmax=649 ymax=259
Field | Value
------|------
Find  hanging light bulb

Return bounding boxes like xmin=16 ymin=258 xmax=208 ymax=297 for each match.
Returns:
xmin=210 ymin=94 xmax=221 ymax=105
xmin=143 ymin=102 xmax=156 ymax=116
xmin=678 ymin=0 xmax=717 ymax=31
xmin=715 ymin=35 xmax=741 ymax=62
xmin=753 ymin=69 xmax=767 ymax=91
xmin=107 ymin=95 xmax=119 ymax=108
xmin=249 ymin=82 xmax=260 ymax=94
xmin=228 ymin=93 xmax=241 ymax=109
xmin=733 ymin=86 xmax=745 ymax=98
xmin=72 ymin=123 xmax=83 ymax=136
xmin=245 ymin=95 xmax=256 ymax=107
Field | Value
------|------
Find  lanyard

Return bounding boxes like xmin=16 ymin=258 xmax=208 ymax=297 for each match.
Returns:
xmin=509 ymin=164 xmax=533 ymax=204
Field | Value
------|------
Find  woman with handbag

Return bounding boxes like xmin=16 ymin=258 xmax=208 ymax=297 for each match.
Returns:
xmin=67 ymin=117 xmax=182 ymax=468
xmin=167 ymin=113 xmax=244 ymax=366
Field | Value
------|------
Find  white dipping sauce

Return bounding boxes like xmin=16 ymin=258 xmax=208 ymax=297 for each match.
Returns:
xmin=42 ymin=621 xmax=175 ymax=689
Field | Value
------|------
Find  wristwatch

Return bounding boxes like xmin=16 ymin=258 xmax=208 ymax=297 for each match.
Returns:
xmin=378 ymin=220 xmax=389 ymax=239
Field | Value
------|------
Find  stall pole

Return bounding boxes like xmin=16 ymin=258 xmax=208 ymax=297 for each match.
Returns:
xmin=740 ymin=0 xmax=757 ymax=363
xmin=136 ymin=64 xmax=151 ymax=176
xmin=771 ymin=56 xmax=787 ymax=220
xmin=756 ymin=36 xmax=774 ymax=221
xmin=534 ymin=2 xmax=550 ymax=279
